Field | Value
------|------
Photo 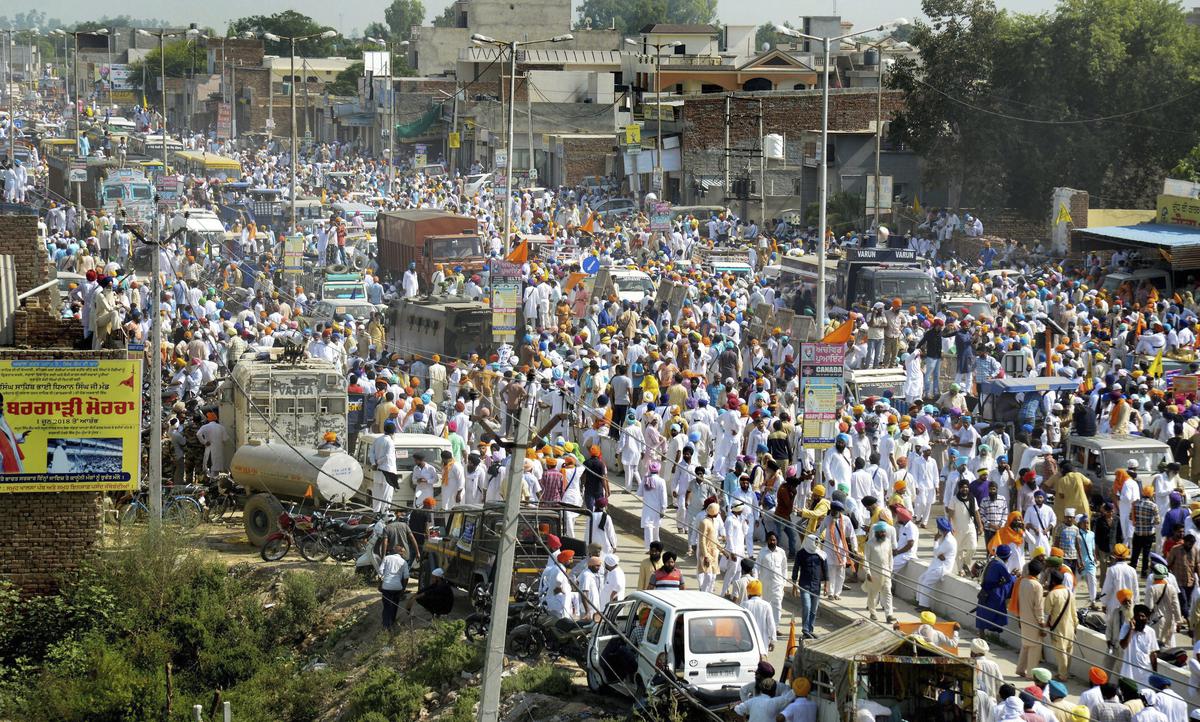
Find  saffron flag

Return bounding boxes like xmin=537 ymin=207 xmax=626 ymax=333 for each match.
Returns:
xmin=784 ymin=620 xmax=798 ymax=677
xmin=912 ymin=195 xmax=923 ymax=216
xmin=505 ymin=239 xmax=529 ymax=263
xmin=1055 ymin=202 xmax=1073 ymax=226
xmin=821 ymin=319 xmax=854 ymax=344
xmin=580 ymin=212 xmax=598 ymax=235
xmin=303 ymin=484 xmax=314 ymax=500
xmin=563 ymin=272 xmax=587 ymax=292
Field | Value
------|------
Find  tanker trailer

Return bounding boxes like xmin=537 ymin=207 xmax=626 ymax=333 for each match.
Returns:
xmin=217 ymin=350 xmax=363 ymax=545
xmin=231 ymin=441 xmax=364 ymax=546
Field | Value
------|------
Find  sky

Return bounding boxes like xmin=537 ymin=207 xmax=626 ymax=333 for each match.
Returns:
xmin=24 ymin=0 xmax=1059 ymax=38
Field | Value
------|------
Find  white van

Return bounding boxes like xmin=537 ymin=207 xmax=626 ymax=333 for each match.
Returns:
xmin=585 ymin=590 xmax=763 ymax=705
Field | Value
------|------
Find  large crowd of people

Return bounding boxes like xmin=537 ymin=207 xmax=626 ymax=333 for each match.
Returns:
xmin=12 ymin=96 xmax=1200 ymax=721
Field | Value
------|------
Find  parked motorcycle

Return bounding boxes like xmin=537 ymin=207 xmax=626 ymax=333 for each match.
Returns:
xmin=464 ymin=583 xmax=541 ymax=642
xmin=298 ymin=509 xmax=374 ymax=563
xmin=505 ymin=603 xmax=595 ymax=662
xmin=260 ymin=506 xmax=317 ymax=561
xmin=352 ymin=512 xmax=394 ymax=579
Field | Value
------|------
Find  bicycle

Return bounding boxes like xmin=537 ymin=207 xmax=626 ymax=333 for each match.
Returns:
xmin=204 ymin=475 xmax=244 ymax=523
xmin=117 ymin=486 xmax=205 ymax=529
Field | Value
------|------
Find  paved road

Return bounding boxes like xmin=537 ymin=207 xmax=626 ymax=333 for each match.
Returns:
xmin=591 ymin=481 xmax=1102 ymax=708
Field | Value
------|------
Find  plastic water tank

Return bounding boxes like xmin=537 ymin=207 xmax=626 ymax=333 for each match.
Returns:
xmin=864 ymin=48 xmax=880 ymax=67
xmin=763 ymin=133 xmax=785 ymax=161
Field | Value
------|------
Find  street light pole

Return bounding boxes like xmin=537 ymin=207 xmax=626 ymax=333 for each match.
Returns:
xmin=473 ymin=33 xmax=572 ymax=254
xmin=625 ymin=38 xmax=681 ymax=196
xmin=776 ymin=19 xmax=908 ymax=331
xmin=263 ymin=30 xmax=338 ymax=233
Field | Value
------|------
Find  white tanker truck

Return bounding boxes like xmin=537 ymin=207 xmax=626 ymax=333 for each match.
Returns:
xmin=218 ymin=349 xmax=366 ymax=546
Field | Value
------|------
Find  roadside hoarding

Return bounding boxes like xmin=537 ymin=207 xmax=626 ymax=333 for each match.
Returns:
xmin=284 ymin=235 xmax=305 ymax=274
xmin=800 ymin=343 xmax=845 ymax=449
xmin=216 ymin=103 xmax=232 ymax=140
xmin=68 ymin=160 xmax=87 ymax=183
xmin=1156 ymin=194 xmax=1200 ymax=227
xmin=0 ymin=359 xmax=142 ymax=492
xmin=490 ymin=260 xmax=522 ymax=343
xmin=649 ymin=202 xmax=672 ymax=232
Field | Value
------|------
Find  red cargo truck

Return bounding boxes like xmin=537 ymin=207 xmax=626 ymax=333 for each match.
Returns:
xmin=376 ymin=209 xmax=485 ymax=290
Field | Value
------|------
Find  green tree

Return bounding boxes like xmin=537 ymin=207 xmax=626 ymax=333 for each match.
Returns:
xmin=755 ymin=21 xmax=794 ymax=51
xmin=125 ymin=39 xmax=207 ymax=100
xmin=891 ymin=0 xmax=1200 ymax=215
xmin=327 ymin=62 xmax=364 ymax=95
xmin=576 ymin=0 xmax=718 ymax=36
xmin=227 ymin=11 xmax=338 ymax=57
xmin=1171 ymin=144 xmax=1200 ymax=183
xmin=384 ymin=0 xmax=426 ymax=42
xmin=364 ymin=21 xmax=391 ymax=41
xmin=431 ymin=4 xmax=458 ymax=27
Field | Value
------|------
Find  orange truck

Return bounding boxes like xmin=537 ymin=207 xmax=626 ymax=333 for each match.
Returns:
xmin=376 ymin=209 xmax=485 ymax=290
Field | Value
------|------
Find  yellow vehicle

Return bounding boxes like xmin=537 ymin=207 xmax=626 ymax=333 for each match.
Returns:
xmin=40 ymin=137 xmax=77 ymax=158
xmin=170 ymin=150 xmax=242 ymax=180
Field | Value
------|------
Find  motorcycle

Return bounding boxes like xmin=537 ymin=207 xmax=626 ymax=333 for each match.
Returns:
xmin=352 ymin=512 xmax=393 ymax=579
xmin=505 ymin=603 xmax=595 ymax=663
xmin=299 ymin=509 xmax=374 ymax=563
xmin=260 ymin=506 xmax=317 ymax=561
xmin=464 ymin=582 xmax=541 ymax=643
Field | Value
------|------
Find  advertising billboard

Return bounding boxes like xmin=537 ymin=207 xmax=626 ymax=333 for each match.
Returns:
xmin=800 ymin=343 xmax=845 ymax=449
xmin=0 ymin=359 xmax=143 ymax=492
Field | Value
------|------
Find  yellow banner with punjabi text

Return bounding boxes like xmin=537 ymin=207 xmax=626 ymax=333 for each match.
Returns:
xmin=1156 ymin=194 xmax=1200 ymax=227
xmin=0 ymin=360 xmax=142 ymax=492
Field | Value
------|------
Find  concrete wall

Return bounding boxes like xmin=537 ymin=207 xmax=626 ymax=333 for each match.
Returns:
xmin=412 ymin=27 xmax=472 ymax=77
xmin=469 ymin=0 xmax=571 ymax=39
xmin=528 ymin=70 xmax=615 ymax=104
xmin=893 ymin=559 xmax=1198 ymax=704
xmin=678 ymin=89 xmax=929 ymax=221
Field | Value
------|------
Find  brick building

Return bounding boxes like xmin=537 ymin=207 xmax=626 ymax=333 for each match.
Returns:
xmin=0 ymin=213 xmax=108 ymax=597
xmin=676 ymin=88 xmax=928 ymax=225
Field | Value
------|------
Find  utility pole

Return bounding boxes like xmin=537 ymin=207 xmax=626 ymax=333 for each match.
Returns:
xmin=477 ymin=401 xmax=532 ymax=722
xmin=526 ymin=72 xmax=533 ymax=186
xmin=449 ymin=81 xmax=459 ymax=173
xmin=759 ymin=98 xmax=765 ymax=227
xmin=503 ymin=40 xmax=516 ymax=254
xmin=470 ymin=33 xmax=573 ymax=253
xmin=775 ymin=18 xmax=910 ymax=330
xmin=723 ymin=94 xmax=730 ymax=209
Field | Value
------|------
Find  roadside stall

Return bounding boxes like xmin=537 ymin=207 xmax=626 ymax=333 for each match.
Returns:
xmin=789 ymin=620 xmax=976 ymax=722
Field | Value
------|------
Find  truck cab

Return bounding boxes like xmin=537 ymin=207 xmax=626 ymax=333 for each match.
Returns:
xmin=1102 ymin=267 xmax=1173 ymax=299
xmin=352 ymin=432 xmax=452 ymax=506
xmin=100 ymin=168 xmax=155 ymax=222
xmin=837 ymin=248 xmax=938 ymax=313
xmin=1061 ymin=434 xmax=1198 ymax=503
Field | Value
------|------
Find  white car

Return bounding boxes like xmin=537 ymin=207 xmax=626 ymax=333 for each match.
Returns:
xmin=464 ymin=173 xmax=493 ymax=196
xmin=608 ymin=269 xmax=655 ymax=304
xmin=586 ymin=590 xmax=764 ymax=705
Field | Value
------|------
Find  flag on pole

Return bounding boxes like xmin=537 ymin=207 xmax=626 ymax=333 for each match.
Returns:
xmin=912 ymin=194 xmax=923 ymax=216
xmin=821 ymin=318 xmax=854 ymax=344
xmin=303 ymin=484 xmax=314 ymax=500
xmin=505 ymin=239 xmax=529 ymax=263
xmin=1148 ymin=349 xmax=1164 ymax=378
xmin=142 ymin=93 xmax=148 ymax=110
xmin=779 ymin=619 xmax=798 ymax=682
xmin=1055 ymin=202 xmax=1073 ymax=226
xmin=580 ymin=212 xmax=598 ymax=235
